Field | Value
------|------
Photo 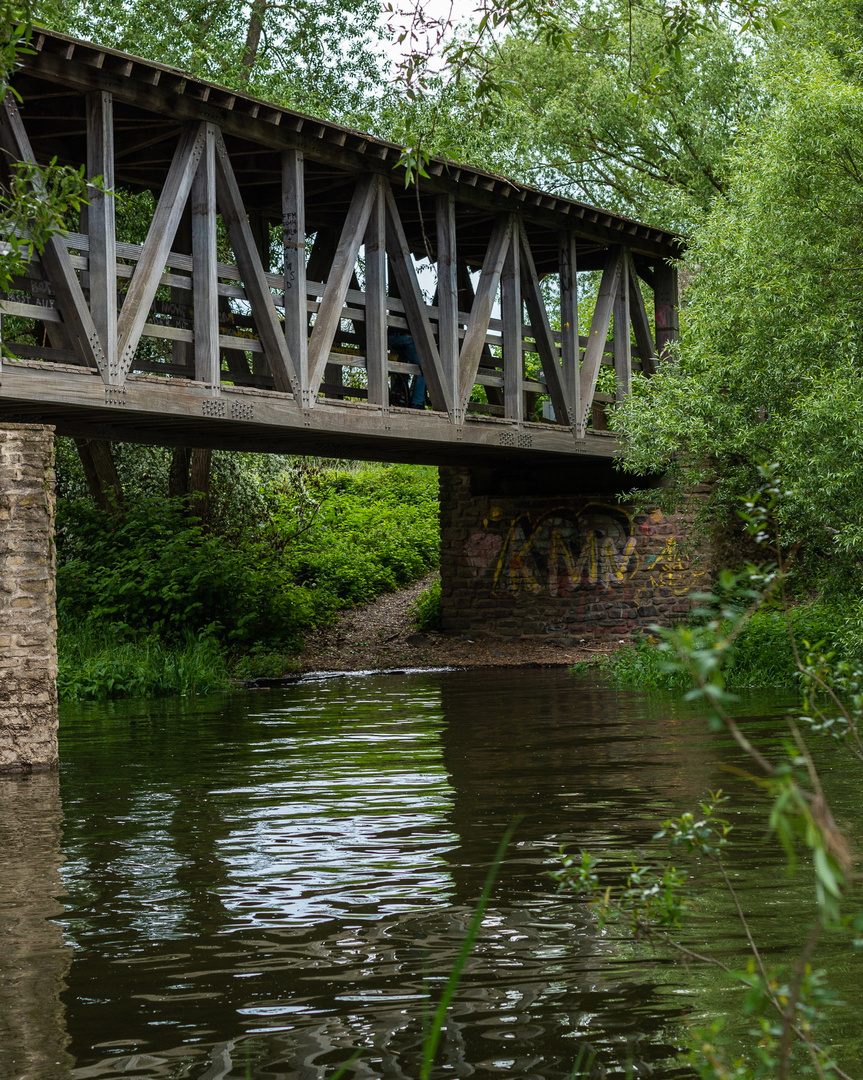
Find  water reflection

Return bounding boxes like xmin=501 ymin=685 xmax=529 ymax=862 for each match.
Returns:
xmin=0 ymin=771 xmax=74 ymax=1080
xmin=1 ymin=670 xmax=853 ymax=1079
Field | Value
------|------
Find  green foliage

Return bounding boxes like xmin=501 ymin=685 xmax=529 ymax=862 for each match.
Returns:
xmin=411 ymin=579 xmax=442 ymax=631
xmin=56 ymin=495 xmax=305 ymax=645
xmin=613 ymin=38 xmax=863 ymax=592
xmin=1 ymin=23 xmax=93 ymax=357
xmin=55 ymin=463 xmax=440 ymax=696
xmin=470 ymin=1 xmax=759 ymax=229
xmin=32 ymin=0 xmax=387 ymax=125
xmin=605 ymin=601 xmax=844 ymax=689
xmin=57 ymin=626 xmax=229 ymax=700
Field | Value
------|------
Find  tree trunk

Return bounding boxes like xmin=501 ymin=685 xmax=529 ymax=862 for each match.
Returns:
xmin=240 ymin=0 xmax=266 ymax=84
xmin=189 ymin=448 xmax=213 ymax=522
xmin=168 ymin=446 xmax=192 ymax=499
xmin=74 ymin=438 xmax=124 ymax=512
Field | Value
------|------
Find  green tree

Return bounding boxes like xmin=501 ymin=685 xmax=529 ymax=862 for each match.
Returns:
xmin=428 ymin=1 xmax=761 ymax=231
xmin=613 ymin=40 xmax=863 ymax=595
xmin=31 ymin=0 xmax=387 ymax=123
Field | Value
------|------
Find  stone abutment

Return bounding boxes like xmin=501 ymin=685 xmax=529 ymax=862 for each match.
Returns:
xmin=0 ymin=425 xmax=58 ymax=772
xmin=439 ymin=465 xmax=707 ymax=644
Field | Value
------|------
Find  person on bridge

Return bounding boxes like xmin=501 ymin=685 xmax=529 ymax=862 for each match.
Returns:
xmin=387 ymin=328 xmax=427 ymax=409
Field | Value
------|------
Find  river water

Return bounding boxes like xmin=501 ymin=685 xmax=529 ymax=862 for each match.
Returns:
xmin=1 ymin=668 xmax=860 ymax=1080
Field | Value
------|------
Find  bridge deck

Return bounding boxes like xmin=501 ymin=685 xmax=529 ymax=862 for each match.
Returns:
xmin=0 ymin=28 xmax=681 ymax=466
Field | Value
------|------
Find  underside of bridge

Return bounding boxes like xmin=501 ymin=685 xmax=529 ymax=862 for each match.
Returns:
xmin=0 ymin=29 xmax=688 ymax=768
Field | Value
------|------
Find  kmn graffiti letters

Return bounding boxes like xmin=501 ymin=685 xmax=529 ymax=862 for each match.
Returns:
xmin=491 ymin=505 xmax=638 ymax=596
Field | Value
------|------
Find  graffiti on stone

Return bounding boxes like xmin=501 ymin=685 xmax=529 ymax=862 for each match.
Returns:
xmin=645 ymin=537 xmax=706 ymax=595
xmin=464 ymin=531 xmax=503 ymax=575
xmin=491 ymin=504 xmax=638 ymax=596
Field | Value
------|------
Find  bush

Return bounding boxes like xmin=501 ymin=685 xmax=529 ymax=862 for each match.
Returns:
xmin=411 ymin=579 xmax=442 ymax=631
xmin=55 ymin=462 xmax=441 ymax=695
xmin=599 ymin=601 xmax=845 ymax=690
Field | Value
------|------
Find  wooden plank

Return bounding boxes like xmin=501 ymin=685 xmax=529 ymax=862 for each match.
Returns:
xmin=613 ymin=253 xmax=631 ymax=402
xmin=627 ymin=251 xmax=658 ymax=375
xmin=86 ymin=90 xmax=118 ymax=378
xmin=384 ymin=185 xmax=453 ymax=417
xmin=559 ymin=230 xmax=581 ymax=426
xmin=363 ymin=178 xmax=388 ymax=407
xmin=500 ymin=222 xmax=523 ymax=423
xmin=281 ymin=149 xmax=308 ymax=398
xmin=307 ymin=173 xmax=377 ymax=400
xmin=578 ymin=247 xmax=622 ymax=437
xmin=459 ymin=214 xmax=512 ymax=410
xmin=435 ymin=195 xmax=459 ymax=412
xmin=0 ymin=95 xmax=108 ymax=377
xmin=654 ymin=260 xmax=679 ymax=359
xmin=214 ymin=128 xmax=298 ymax=397
xmin=192 ymin=124 xmax=219 ymax=384
xmin=0 ymin=300 xmax=62 ymax=322
xmin=518 ymin=221 xmax=572 ymax=426
xmin=116 ymin=121 xmax=207 ymax=378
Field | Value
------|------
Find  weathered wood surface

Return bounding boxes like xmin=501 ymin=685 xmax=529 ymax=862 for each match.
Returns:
xmin=1 ymin=28 xmax=680 ymax=466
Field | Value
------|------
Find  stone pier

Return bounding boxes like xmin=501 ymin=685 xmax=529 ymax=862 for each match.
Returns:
xmin=0 ymin=425 xmax=58 ymax=772
xmin=439 ymin=465 xmax=708 ymax=644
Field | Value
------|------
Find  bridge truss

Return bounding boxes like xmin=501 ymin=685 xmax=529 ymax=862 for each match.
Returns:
xmin=0 ymin=29 xmax=681 ymax=466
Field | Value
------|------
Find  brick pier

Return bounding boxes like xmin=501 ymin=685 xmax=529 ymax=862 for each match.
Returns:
xmin=439 ymin=465 xmax=707 ymax=644
xmin=0 ymin=426 xmax=58 ymax=771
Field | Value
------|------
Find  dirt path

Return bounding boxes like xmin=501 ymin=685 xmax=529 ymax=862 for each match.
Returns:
xmin=297 ymin=573 xmax=622 ymax=672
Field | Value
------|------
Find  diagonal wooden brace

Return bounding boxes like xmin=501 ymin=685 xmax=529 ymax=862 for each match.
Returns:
xmin=518 ymin=220 xmax=573 ymax=427
xmin=578 ymin=246 xmax=623 ymax=438
xmin=384 ymin=185 xmax=454 ymax=418
xmin=306 ymin=173 xmax=378 ymax=404
xmin=458 ymin=214 xmax=512 ymax=413
xmin=0 ymin=95 xmax=109 ymax=379
xmin=627 ymin=252 xmax=658 ymax=376
xmin=117 ymin=121 xmax=208 ymax=380
xmin=214 ymin=129 xmax=299 ymax=398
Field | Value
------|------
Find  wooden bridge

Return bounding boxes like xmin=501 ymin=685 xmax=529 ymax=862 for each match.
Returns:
xmin=0 ymin=28 xmax=681 ymax=467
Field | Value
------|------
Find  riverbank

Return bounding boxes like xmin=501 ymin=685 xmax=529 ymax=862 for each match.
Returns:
xmin=296 ymin=573 xmax=623 ymax=671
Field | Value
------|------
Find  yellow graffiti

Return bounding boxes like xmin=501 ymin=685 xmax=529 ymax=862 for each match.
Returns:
xmin=492 ymin=520 xmax=543 ymax=593
xmin=646 ymin=537 xmax=706 ymax=595
xmin=492 ymin=504 xmax=639 ymax=596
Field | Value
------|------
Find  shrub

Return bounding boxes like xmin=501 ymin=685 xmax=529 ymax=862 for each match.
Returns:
xmin=55 ymin=462 xmax=441 ymax=695
xmin=598 ymin=601 xmax=845 ymax=690
xmin=411 ymin=579 xmax=442 ymax=631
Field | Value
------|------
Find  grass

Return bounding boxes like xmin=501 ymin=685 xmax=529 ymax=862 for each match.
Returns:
xmin=57 ymin=626 xmax=230 ymax=700
xmin=583 ymin=601 xmax=845 ymax=690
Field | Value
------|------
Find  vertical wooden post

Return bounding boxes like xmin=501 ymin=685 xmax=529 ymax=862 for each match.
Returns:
xmin=170 ymin=208 xmax=194 ymax=373
xmin=436 ymin=195 xmax=459 ymax=418
xmin=654 ymin=261 xmax=679 ymax=359
xmin=85 ymin=91 xmax=117 ymax=382
xmin=192 ymin=124 xmax=219 ymax=385
xmin=559 ymin=231 xmax=581 ymax=426
xmin=501 ymin=225 xmax=523 ymax=422
xmin=364 ymin=179 xmax=388 ymax=407
xmin=282 ymin=149 xmax=308 ymax=402
xmin=613 ymin=260 xmax=631 ymax=401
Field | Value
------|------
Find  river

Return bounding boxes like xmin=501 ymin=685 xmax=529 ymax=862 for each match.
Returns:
xmin=0 ymin=668 xmax=860 ymax=1079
